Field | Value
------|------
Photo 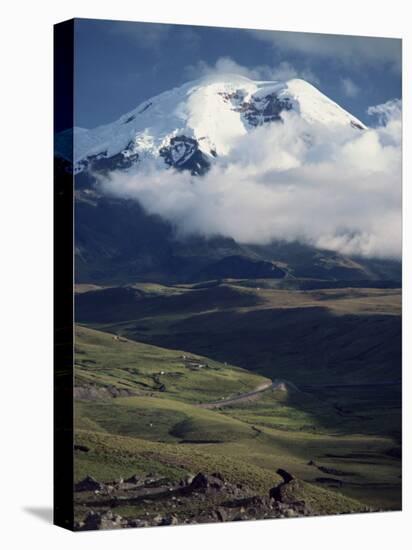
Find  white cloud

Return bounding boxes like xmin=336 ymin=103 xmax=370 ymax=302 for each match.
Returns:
xmin=185 ymin=57 xmax=319 ymax=85
xmin=341 ymin=77 xmax=360 ymax=98
xmin=100 ymin=100 xmax=402 ymax=260
xmin=368 ymin=98 xmax=402 ymax=125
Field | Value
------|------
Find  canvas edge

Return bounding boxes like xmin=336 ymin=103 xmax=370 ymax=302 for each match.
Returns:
xmin=53 ymin=18 xmax=75 ymax=532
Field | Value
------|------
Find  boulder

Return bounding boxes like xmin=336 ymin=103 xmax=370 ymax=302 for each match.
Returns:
xmin=269 ymin=469 xmax=300 ymax=502
xmin=179 ymin=473 xmax=195 ymax=487
xmin=160 ymin=515 xmax=179 ymax=526
xmin=276 ymin=469 xmax=296 ymax=483
xmin=82 ymin=511 xmax=125 ymax=530
xmin=74 ymin=475 xmax=104 ymax=492
xmin=127 ymin=519 xmax=150 ymax=528
xmin=74 ymin=444 xmax=90 ymax=453
xmin=152 ymin=514 xmax=164 ymax=526
xmin=125 ymin=474 xmax=140 ymax=484
xmin=215 ymin=507 xmax=230 ymax=522
xmin=189 ymin=472 xmax=224 ymax=492
xmin=152 ymin=514 xmax=179 ymax=526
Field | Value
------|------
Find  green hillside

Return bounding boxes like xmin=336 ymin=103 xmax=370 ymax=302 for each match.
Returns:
xmin=74 ymin=321 xmax=401 ymax=513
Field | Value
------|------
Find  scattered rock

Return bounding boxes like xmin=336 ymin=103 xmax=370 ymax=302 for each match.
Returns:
xmin=215 ymin=507 xmax=229 ymax=522
xmin=271 ymin=480 xmax=302 ymax=502
xmin=151 ymin=514 xmax=178 ymax=526
xmin=276 ymin=468 xmax=296 ymax=483
xmin=74 ymin=470 xmax=329 ymax=529
xmin=179 ymin=473 xmax=195 ymax=487
xmin=74 ymin=385 xmax=136 ymax=401
xmin=188 ymin=472 xmax=224 ymax=492
xmin=125 ymin=474 xmax=140 ymax=484
xmin=144 ymin=476 xmax=172 ymax=488
xmin=160 ymin=515 xmax=179 ymax=526
xmin=75 ymin=475 xmax=104 ymax=492
xmin=152 ymin=514 xmax=163 ymax=526
xmin=189 ymin=472 xmax=209 ymax=491
xmin=269 ymin=469 xmax=299 ymax=502
xmin=82 ymin=511 xmax=125 ymax=530
xmin=74 ymin=444 xmax=90 ymax=453
xmin=233 ymin=512 xmax=248 ymax=521
xmin=127 ymin=519 xmax=150 ymax=528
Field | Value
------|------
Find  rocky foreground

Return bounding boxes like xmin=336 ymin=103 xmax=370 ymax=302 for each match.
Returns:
xmin=74 ymin=468 xmax=372 ymax=530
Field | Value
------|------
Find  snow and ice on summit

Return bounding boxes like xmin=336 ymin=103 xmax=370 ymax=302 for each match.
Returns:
xmin=56 ymin=75 xmax=367 ymax=175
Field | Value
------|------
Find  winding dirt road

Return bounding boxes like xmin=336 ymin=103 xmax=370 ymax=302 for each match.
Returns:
xmin=198 ymin=379 xmax=295 ymax=409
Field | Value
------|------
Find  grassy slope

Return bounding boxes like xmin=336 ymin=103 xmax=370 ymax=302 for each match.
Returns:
xmin=76 ymin=282 xmax=401 ymax=385
xmin=76 ymin=395 xmax=256 ymax=443
xmin=75 ymin=321 xmax=401 ymax=510
xmin=74 ymin=430 xmax=367 ymax=516
xmin=75 ymin=325 xmax=268 ymax=403
xmin=75 ymin=283 xmax=401 ymax=510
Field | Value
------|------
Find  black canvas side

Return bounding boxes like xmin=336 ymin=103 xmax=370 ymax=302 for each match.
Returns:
xmin=53 ymin=18 xmax=75 ymax=531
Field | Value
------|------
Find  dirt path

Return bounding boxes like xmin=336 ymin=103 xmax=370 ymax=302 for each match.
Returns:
xmin=197 ymin=379 xmax=295 ymax=409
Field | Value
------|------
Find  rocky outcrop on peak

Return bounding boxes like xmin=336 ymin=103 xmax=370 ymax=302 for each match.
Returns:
xmin=159 ymin=135 xmax=211 ymax=175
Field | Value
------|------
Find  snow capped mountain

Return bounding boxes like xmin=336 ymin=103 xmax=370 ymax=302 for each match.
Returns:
xmin=56 ymin=75 xmax=367 ymax=175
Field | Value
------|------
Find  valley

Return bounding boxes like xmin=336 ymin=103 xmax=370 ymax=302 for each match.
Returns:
xmin=74 ymin=280 xmax=402 ymax=527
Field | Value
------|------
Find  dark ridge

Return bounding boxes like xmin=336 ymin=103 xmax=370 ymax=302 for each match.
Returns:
xmin=196 ymin=255 xmax=285 ymax=281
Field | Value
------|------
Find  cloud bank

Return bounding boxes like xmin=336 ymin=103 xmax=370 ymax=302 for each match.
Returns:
xmin=185 ymin=57 xmax=319 ymax=85
xmin=100 ymin=100 xmax=401 ymax=260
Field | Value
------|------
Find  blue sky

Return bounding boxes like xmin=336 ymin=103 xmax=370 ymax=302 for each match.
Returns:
xmin=73 ymin=18 xmax=401 ymax=130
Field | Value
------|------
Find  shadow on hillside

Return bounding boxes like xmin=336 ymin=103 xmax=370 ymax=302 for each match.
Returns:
xmin=76 ymin=282 xmax=402 ymax=439
xmin=140 ymin=306 xmax=401 ymax=385
xmin=76 ymin=284 xmax=264 ymax=324
xmin=136 ymin=305 xmax=401 ymax=438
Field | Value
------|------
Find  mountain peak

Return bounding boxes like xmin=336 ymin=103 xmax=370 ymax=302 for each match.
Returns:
xmin=55 ymin=75 xmax=366 ymax=175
